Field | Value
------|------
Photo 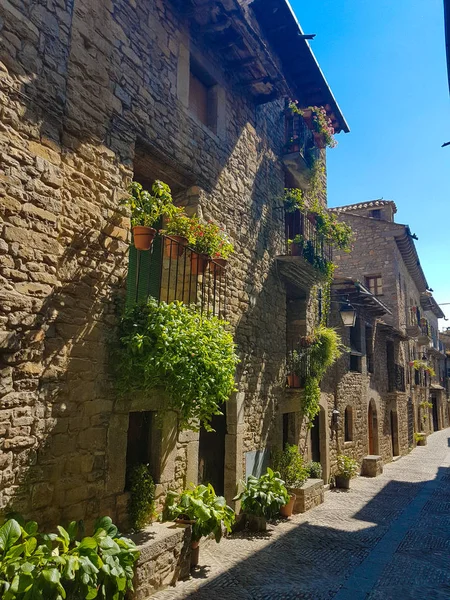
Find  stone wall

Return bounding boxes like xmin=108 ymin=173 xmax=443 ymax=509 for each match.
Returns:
xmin=0 ymin=0 xmax=322 ymax=525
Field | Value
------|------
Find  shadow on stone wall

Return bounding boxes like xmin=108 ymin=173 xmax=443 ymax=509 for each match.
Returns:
xmin=2 ymin=226 xmax=128 ymax=528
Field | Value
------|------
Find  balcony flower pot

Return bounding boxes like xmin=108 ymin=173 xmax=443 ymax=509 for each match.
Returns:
xmin=209 ymin=258 xmax=228 ymax=273
xmin=287 ymin=374 xmax=301 ymax=388
xmin=132 ymin=226 xmax=157 ymax=251
xmin=335 ymin=475 xmax=351 ymax=490
xmin=290 ymin=243 xmax=303 ymax=257
xmin=190 ymin=253 xmax=210 ymax=275
xmin=164 ymin=235 xmax=188 ymax=258
xmin=280 ymin=493 xmax=296 ymax=518
xmin=313 ymin=131 xmax=326 ymax=149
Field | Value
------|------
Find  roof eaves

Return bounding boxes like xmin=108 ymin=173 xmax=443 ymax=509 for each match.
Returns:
xmin=249 ymin=0 xmax=349 ymax=133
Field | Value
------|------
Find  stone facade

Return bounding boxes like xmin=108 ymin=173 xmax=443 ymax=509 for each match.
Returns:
xmin=0 ymin=0 xmax=347 ymax=529
xmin=324 ymin=201 xmax=448 ymax=479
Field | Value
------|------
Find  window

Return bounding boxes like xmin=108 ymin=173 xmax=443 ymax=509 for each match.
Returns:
xmin=189 ymin=56 xmax=217 ymax=132
xmin=370 ymin=209 xmax=382 ymax=219
xmin=365 ymin=275 xmax=383 ymax=296
xmin=344 ymin=406 xmax=353 ymax=442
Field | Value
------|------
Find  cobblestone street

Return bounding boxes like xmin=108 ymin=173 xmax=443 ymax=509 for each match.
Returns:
xmin=152 ymin=428 xmax=450 ymax=600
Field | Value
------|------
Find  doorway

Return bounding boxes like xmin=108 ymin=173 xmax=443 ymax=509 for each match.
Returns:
xmin=198 ymin=409 xmax=226 ymax=495
xmin=311 ymin=412 xmax=321 ymax=463
xmin=390 ymin=410 xmax=400 ymax=457
xmin=368 ymin=400 xmax=379 ymax=455
xmin=431 ymin=394 xmax=439 ymax=432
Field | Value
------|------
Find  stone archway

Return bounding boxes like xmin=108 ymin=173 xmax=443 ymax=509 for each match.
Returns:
xmin=368 ymin=399 xmax=379 ymax=455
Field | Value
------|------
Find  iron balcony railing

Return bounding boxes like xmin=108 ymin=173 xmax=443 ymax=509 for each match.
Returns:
xmin=127 ymin=235 xmax=227 ymax=319
xmin=408 ymin=306 xmax=421 ymax=327
xmin=285 ymin=210 xmax=333 ymax=268
xmin=286 ymin=343 xmax=312 ymax=389
xmin=284 ymin=111 xmax=320 ymax=167
xmin=420 ymin=317 xmax=431 ymax=339
xmin=388 ymin=364 xmax=406 ymax=392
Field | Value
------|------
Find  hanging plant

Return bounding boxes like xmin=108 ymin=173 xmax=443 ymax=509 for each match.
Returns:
xmin=288 ymin=101 xmax=337 ymax=148
xmin=115 ymin=298 xmax=239 ymax=431
xmin=302 ymin=325 xmax=345 ymax=427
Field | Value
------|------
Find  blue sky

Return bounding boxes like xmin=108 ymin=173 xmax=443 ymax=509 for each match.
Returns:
xmin=290 ymin=0 xmax=450 ymax=325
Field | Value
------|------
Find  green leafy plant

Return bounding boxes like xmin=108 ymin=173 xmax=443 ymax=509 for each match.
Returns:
xmin=288 ymin=102 xmax=337 ymax=148
xmin=284 ymin=188 xmax=305 ymax=213
xmin=116 ymin=298 xmax=239 ymax=431
xmin=414 ymin=432 xmax=426 ymax=442
xmin=161 ymin=484 xmax=235 ymax=543
xmin=128 ymin=464 xmax=156 ymax=531
xmin=410 ymin=360 xmax=436 ymax=377
xmin=303 ymin=326 xmax=345 ymax=426
xmin=0 ymin=516 xmax=139 ymax=600
xmin=187 ymin=218 xmax=234 ymax=259
xmin=305 ymin=461 xmax=323 ymax=479
xmin=419 ymin=401 xmax=433 ymax=410
xmin=233 ymin=468 xmax=289 ymax=519
xmin=160 ymin=207 xmax=194 ymax=241
xmin=336 ymin=455 xmax=359 ymax=479
xmin=272 ymin=444 xmax=308 ymax=488
xmin=121 ymin=180 xmax=175 ymax=228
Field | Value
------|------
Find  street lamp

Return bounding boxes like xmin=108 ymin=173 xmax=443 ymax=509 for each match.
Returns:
xmin=340 ymin=302 xmax=357 ymax=327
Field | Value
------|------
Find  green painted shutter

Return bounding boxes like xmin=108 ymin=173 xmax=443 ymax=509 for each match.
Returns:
xmin=126 ymin=235 xmax=163 ymax=306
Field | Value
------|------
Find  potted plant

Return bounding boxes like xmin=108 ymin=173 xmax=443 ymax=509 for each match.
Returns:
xmin=160 ymin=207 xmax=193 ymax=258
xmin=162 ymin=483 xmax=235 ymax=567
xmin=210 ymin=232 xmax=234 ymax=272
xmin=335 ymin=455 xmax=359 ymax=489
xmin=121 ymin=180 xmax=175 ymax=250
xmin=287 ymin=234 xmax=304 ymax=256
xmin=233 ymin=468 xmax=289 ymax=531
xmin=414 ymin=432 xmax=427 ymax=446
xmin=188 ymin=218 xmax=219 ymax=274
xmin=272 ymin=444 xmax=308 ymax=517
xmin=305 ymin=461 xmax=323 ymax=480
xmin=286 ymin=349 xmax=302 ymax=388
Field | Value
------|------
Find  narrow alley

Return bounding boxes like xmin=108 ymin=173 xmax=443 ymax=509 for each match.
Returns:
xmin=153 ymin=428 xmax=450 ymax=600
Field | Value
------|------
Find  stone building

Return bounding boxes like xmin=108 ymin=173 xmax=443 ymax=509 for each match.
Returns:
xmin=329 ymin=200 xmax=448 ymax=466
xmin=0 ymin=0 xmax=348 ymax=527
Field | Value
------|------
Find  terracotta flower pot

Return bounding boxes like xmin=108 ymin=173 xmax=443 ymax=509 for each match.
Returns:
xmin=209 ymin=258 xmax=228 ymax=273
xmin=290 ymin=243 xmax=303 ymax=257
xmin=190 ymin=540 xmax=200 ymax=567
xmin=335 ymin=475 xmax=350 ymax=490
xmin=164 ymin=235 xmax=188 ymax=258
xmin=286 ymin=374 xmax=301 ymax=388
xmin=132 ymin=226 xmax=156 ymax=251
xmin=280 ymin=493 xmax=296 ymax=518
xmin=191 ymin=253 xmax=210 ymax=275
xmin=313 ymin=131 xmax=326 ymax=149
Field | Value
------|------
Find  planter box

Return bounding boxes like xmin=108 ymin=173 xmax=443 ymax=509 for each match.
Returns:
xmin=361 ymin=455 xmax=383 ymax=478
xmin=289 ymin=478 xmax=324 ymax=514
xmin=416 ymin=433 xmax=428 ymax=446
xmin=130 ymin=522 xmax=191 ymax=598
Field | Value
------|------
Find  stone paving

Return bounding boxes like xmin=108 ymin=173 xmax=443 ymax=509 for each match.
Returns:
xmin=151 ymin=429 xmax=450 ymax=600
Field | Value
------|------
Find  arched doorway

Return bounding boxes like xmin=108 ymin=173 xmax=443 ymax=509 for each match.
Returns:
xmin=368 ymin=400 xmax=379 ymax=455
xmin=390 ymin=410 xmax=400 ymax=457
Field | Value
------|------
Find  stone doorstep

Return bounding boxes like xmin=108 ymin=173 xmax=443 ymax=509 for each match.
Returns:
xmin=361 ymin=455 xmax=383 ymax=478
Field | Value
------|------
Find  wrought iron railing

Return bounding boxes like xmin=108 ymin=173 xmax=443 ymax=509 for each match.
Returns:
xmin=127 ymin=235 xmax=227 ymax=319
xmin=286 ymin=343 xmax=311 ymax=389
xmin=284 ymin=112 xmax=320 ymax=167
xmin=285 ymin=210 xmax=333 ymax=269
xmin=420 ymin=317 xmax=431 ymax=338
xmin=394 ymin=364 xmax=406 ymax=392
